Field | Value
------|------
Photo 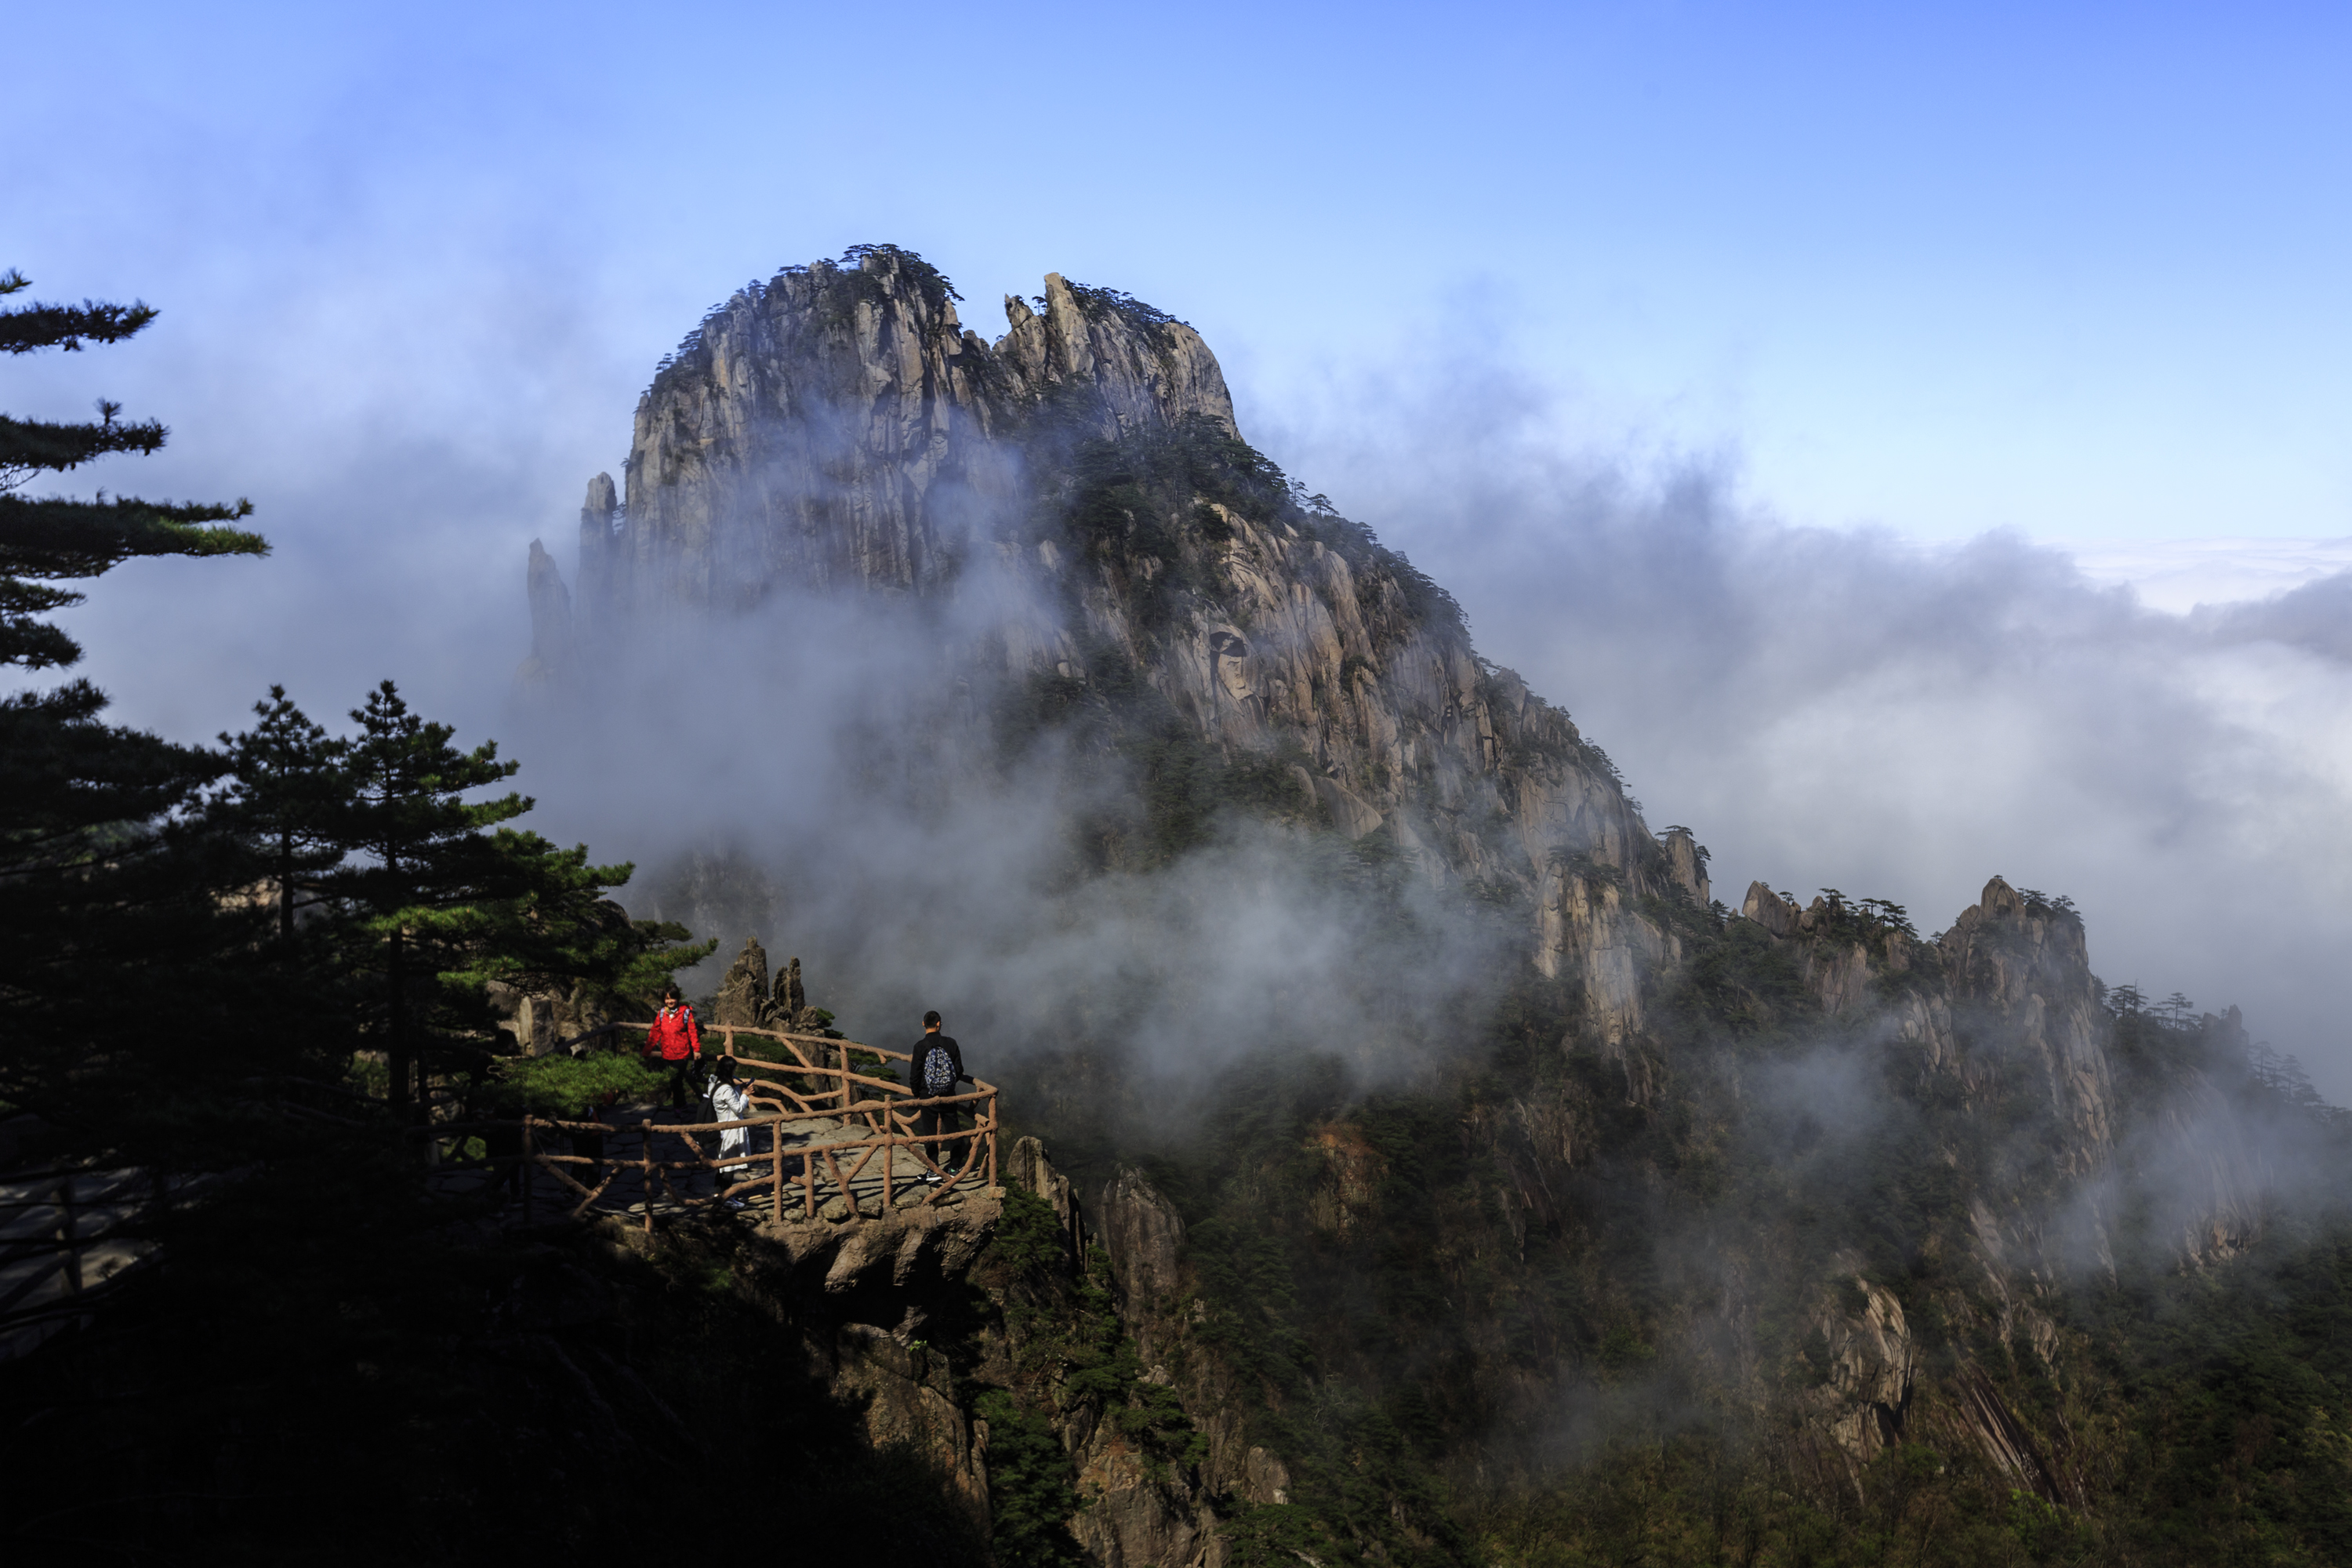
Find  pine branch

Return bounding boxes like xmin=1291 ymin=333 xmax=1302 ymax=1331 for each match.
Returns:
xmin=1 ymin=294 xmax=158 ymax=354
xmin=0 ymin=405 xmax=169 ymax=490
xmin=0 ymin=492 xmax=266 ymax=579
xmin=0 ymin=609 xmax=83 ymax=670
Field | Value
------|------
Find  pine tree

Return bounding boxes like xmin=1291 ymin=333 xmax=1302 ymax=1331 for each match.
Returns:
xmin=321 ymin=681 xmax=713 ymax=1116
xmin=449 ymin=828 xmax=713 ymax=1034
xmin=1 ymin=268 xmax=264 ymax=669
xmin=213 ymin=685 xmax=349 ymax=943
xmin=0 ymin=270 xmax=279 ymax=1149
xmin=326 ymin=681 xmax=530 ymax=1116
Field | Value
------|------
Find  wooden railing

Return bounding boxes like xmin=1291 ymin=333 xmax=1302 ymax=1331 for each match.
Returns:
xmin=418 ymin=1021 xmax=1000 ymax=1232
xmin=0 ymin=1167 xmax=168 ymax=1360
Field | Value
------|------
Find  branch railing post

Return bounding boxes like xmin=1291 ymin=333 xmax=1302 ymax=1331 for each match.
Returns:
xmin=56 ymin=1178 xmax=80 ymax=1297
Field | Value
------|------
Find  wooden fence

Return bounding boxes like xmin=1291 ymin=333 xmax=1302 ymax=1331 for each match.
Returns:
xmin=418 ymin=1022 xmax=1000 ymax=1232
xmin=0 ymin=1167 xmax=167 ymax=1360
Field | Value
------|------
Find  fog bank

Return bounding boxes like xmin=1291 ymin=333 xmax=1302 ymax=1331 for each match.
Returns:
xmin=1260 ymin=355 xmax=2352 ymax=1095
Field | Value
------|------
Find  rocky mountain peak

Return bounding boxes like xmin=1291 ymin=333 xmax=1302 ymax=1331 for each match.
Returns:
xmin=567 ymin=246 xmax=1236 ymax=624
xmin=521 ymin=252 xmax=2205 ymax=1163
xmin=532 ymin=245 xmax=1683 ymax=990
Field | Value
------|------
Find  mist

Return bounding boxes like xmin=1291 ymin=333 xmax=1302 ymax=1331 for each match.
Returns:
xmin=507 ymin=548 xmax=1512 ymax=1096
xmin=1254 ymin=352 xmax=2352 ymax=1099
xmin=17 ymin=222 xmax=2347 ymax=1104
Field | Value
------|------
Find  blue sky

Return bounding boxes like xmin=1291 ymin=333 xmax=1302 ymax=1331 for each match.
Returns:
xmin=15 ymin=0 xmax=2349 ymax=549
xmin=10 ymin=2 xmax=2352 ymax=1083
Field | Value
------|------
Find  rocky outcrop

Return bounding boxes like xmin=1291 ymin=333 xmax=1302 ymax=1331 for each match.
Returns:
xmin=1535 ymin=860 xmax=1680 ymax=1047
xmin=579 ymin=252 xmax=1232 ymax=621
xmin=1734 ymin=877 xmax=2117 ymax=1173
xmin=1740 ymin=880 xmax=1801 ymax=938
xmin=1094 ymin=1165 xmax=1185 ymax=1310
xmin=1304 ymin=1123 xmax=1385 ymax=1238
xmin=779 ymin=954 xmax=807 ymax=1019
xmin=1933 ymin=877 xmax=2116 ymax=1171
xmin=485 ymin=978 xmax=605 ymax=1056
xmin=1800 ymin=1273 xmax=1916 ymax=1474
xmin=714 ymin=936 xmax=772 ymax=1029
xmin=985 ymin=1138 xmax=1301 ymax=1566
xmin=515 ymin=538 xmax=573 ymax=690
xmin=1658 ymin=826 xmax=1711 ymax=906
xmin=827 ymin=1322 xmax=993 ymax=1524
xmin=537 ymin=244 xmax=1697 ymax=1038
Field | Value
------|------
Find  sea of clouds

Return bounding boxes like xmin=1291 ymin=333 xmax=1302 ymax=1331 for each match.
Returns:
xmin=1258 ymin=354 xmax=2352 ymax=1097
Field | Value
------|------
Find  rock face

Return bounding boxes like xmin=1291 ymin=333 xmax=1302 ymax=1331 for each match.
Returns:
xmin=485 ymin=977 xmax=608 ymax=1055
xmin=578 ymin=254 xmax=1232 ymax=618
xmin=1933 ymin=877 xmax=2116 ymax=1168
xmin=753 ymin=1137 xmax=1294 ymax=1568
xmin=541 ymin=244 xmax=1700 ymax=1029
xmin=714 ymin=936 xmax=772 ymax=1029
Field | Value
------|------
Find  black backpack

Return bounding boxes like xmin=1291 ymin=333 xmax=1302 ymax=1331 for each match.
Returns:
xmin=921 ymin=1042 xmax=956 ymax=1094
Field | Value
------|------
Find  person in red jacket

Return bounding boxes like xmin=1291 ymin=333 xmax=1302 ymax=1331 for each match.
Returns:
xmin=644 ymin=985 xmax=704 ymax=1109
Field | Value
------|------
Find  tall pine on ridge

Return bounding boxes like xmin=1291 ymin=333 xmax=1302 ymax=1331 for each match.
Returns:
xmin=0 ymin=269 xmax=279 ymax=1151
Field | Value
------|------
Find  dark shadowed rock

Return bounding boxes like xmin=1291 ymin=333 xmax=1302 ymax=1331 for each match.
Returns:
xmin=516 ymin=539 xmax=573 ymax=689
xmin=1094 ymin=1165 xmax=1185 ymax=1309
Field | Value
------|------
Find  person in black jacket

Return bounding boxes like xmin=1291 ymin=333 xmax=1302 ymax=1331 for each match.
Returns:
xmin=909 ymin=1011 xmax=971 ymax=1183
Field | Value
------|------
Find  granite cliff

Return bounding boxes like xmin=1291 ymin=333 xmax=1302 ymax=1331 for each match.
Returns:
xmin=531 ymin=244 xmax=1695 ymax=1049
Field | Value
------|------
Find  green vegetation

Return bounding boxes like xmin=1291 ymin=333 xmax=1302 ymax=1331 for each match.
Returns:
xmin=1004 ymin=895 xmax=2352 ymax=1567
xmin=975 ymin=1387 xmax=1085 ymax=1568
xmin=0 ymin=270 xmax=291 ymax=1163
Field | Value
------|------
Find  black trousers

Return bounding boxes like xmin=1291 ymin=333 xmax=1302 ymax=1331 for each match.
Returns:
xmin=660 ymin=1057 xmax=702 ymax=1106
xmin=915 ymin=1104 xmax=969 ymax=1174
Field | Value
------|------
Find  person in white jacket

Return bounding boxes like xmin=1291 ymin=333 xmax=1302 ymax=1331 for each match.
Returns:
xmin=707 ymin=1056 xmax=758 ymax=1210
